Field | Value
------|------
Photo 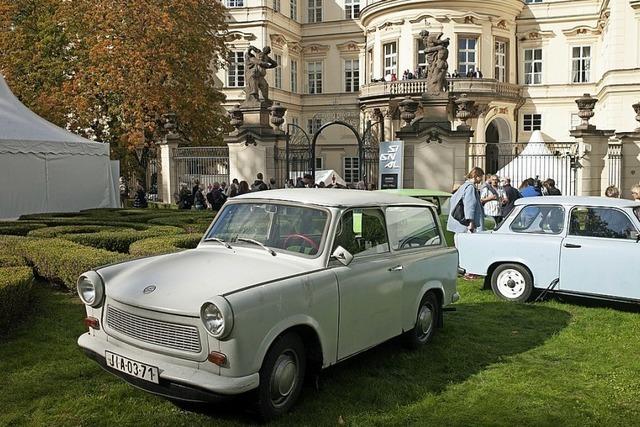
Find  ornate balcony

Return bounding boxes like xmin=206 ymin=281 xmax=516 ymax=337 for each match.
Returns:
xmin=359 ymin=78 xmax=522 ymax=104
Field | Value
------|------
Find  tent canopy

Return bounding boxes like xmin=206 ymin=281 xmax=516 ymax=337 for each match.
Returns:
xmin=0 ymin=74 xmax=117 ymax=219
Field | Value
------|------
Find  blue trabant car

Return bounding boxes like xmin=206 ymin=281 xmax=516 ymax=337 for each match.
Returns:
xmin=457 ymin=197 xmax=640 ymax=303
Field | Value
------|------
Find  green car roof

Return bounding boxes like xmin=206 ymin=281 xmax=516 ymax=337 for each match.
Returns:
xmin=377 ymin=189 xmax=452 ymax=198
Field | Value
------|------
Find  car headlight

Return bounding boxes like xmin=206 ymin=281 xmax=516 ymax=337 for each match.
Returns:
xmin=77 ymin=271 xmax=104 ymax=308
xmin=200 ymin=297 xmax=234 ymax=339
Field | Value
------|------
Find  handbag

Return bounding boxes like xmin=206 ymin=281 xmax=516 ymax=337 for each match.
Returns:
xmin=452 ymin=183 xmax=471 ymax=226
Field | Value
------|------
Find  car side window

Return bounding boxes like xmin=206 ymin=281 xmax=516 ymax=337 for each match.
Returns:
xmin=332 ymin=209 xmax=389 ymax=257
xmin=510 ymin=205 xmax=565 ymax=234
xmin=386 ymin=206 xmax=441 ymax=250
xmin=569 ymin=206 xmax=637 ymax=240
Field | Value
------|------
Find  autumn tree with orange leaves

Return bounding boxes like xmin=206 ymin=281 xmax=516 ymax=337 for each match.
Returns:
xmin=1 ymin=0 xmax=231 ymax=175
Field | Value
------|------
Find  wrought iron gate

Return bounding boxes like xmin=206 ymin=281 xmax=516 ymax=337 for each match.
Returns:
xmin=274 ymin=124 xmax=312 ymax=187
xmin=173 ymin=147 xmax=230 ymax=190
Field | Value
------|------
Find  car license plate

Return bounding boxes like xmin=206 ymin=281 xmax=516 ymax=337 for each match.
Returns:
xmin=105 ymin=351 xmax=159 ymax=384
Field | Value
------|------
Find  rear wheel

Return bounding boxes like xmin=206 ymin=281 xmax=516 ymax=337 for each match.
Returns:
xmin=255 ymin=332 xmax=306 ymax=421
xmin=404 ymin=291 xmax=439 ymax=349
xmin=491 ymin=263 xmax=533 ymax=302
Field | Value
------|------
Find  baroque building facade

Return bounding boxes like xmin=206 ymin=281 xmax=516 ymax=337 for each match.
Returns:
xmin=217 ymin=0 xmax=640 ymax=185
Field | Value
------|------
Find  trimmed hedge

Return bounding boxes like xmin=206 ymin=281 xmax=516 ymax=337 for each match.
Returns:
xmin=129 ymin=235 xmax=202 ymax=257
xmin=0 ymin=236 xmax=27 ymax=254
xmin=63 ymin=225 xmax=184 ymax=253
xmin=0 ymin=222 xmax=47 ymax=236
xmin=27 ymin=225 xmax=136 ymax=238
xmin=148 ymin=215 xmax=213 ymax=233
xmin=0 ymin=255 xmax=28 ymax=267
xmin=0 ymin=266 xmax=34 ymax=334
xmin=16 ymin=238 xmax=128 ymax=290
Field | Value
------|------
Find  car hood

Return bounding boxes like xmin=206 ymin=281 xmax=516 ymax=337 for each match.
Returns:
xmin=96 ymin=247 xmax=312 ymax=316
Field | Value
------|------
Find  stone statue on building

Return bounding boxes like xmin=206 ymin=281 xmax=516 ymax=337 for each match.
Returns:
xmin=420 ymin=30 xmax=450 ymax=95
xmin=243 ymin=46 xmax=278 ymax=106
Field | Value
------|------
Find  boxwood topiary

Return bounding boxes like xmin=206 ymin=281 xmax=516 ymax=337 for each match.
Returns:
xmin=0 ymin=266 xmax=34 ymax=334
xmin=64 ymin=225 xmax=184 ymax=253
xmin=0 ymin=255 xmax=28 ymax=267
xmin=0 ymin=222 xmax=48 ymax=236
xmin=129 ymin=235 xmax=202 ymax=257
xmin=16 ymin=238 xmax=129 ymax=290
xmin=27 ymin=225 xmax=137 ymax=238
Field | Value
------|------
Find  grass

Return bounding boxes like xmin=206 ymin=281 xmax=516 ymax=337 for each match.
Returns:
xmin=2 ymin=280 xmax=640 ymax=426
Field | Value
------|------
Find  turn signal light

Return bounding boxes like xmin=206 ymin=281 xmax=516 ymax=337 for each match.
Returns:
xmin=208 ymin=351 xmax=228 ymax=367
xmin=84 ymin=317 xmax=100 ymax=330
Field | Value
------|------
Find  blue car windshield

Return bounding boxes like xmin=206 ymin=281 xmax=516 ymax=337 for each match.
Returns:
xmin=205 ymin=203 xmax=329 ymax=257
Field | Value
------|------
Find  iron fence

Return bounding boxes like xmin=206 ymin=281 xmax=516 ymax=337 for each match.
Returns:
xmin=173 ymin=147 xmax=230 ymax=191
xmin=468 ymin=142 xmax=578 ymax=196
xmin=607 ymin=142 xmax=623 ymax=190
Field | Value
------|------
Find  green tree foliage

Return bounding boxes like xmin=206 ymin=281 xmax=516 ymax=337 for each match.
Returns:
xmin=0 ymin=0 xmax=231 ymax=170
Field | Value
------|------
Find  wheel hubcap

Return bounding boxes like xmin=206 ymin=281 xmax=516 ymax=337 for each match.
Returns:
xmin=417 ymin=304 xmax=434 ymax=339
xmin=497 ymin=269 xmax=526 ymax=298
xmin=270 ymin=351 xmax=298 ymax=407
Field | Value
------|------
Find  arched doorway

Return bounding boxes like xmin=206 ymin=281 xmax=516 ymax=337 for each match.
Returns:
xmin=484 ymin=117 xmax=512 ymax=174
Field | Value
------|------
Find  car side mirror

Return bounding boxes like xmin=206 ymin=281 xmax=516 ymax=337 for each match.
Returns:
xmin=630 ymin=230 xmax=640 ymax=243
xmin=331 ymin=246 xmax=354 ymax=266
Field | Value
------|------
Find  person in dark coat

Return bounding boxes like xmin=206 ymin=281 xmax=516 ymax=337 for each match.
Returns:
xmin=206 ymin=182 xmax=227 ymax=211
xmin=133 ymin=182 xmax=148 ymax=209
xmin=500 ymin=177 xmax=521 ymax=218
xmin=251 ymin=173 xmax=269 ymax=191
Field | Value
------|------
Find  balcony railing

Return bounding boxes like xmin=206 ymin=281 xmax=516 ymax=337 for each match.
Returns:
xmin=359 ymin=78 xmax=522 ymax=101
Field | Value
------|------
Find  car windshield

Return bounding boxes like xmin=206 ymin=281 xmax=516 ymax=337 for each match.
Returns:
xmin=205 ymin=203 xmax=329 ymax=257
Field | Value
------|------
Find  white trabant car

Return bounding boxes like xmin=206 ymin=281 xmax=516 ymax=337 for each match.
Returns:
xmin=457 ymin=196 xmax=640 ymax=303
xmin=77 ymin=189 xmax=459 ymax=419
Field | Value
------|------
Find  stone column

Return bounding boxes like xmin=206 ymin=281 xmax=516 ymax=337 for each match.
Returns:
xmin=570 ymin=94 xmax=614 ymax=196
xmin=615 ymin=102 xmax=640 ymax=198
xmin=157 ymin=133 xmax=180 ymax=204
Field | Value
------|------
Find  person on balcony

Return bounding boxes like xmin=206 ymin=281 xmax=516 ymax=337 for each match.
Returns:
xmin=451 ymin=70 xmax=461 ymax=78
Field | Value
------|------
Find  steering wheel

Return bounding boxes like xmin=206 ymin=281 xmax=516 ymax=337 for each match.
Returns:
xmin=283 ymin=234 xmax=319 ymax=253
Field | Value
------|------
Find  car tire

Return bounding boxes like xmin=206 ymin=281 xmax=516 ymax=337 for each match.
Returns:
xmin=491 ymin=263 xmax=534 ymax=303
xmin=403 ymin=291 xmax=439 ymax=349
xmin=255 ymin=332 xmax=306 ymax=421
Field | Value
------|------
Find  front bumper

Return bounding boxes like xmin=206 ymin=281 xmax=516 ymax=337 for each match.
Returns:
xmin=78 ymin=333 xmax=259 ymax=402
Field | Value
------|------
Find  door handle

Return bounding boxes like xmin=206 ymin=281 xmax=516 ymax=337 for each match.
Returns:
xmin=388 ymin=265 xmax=403 ymax=271
xmin=564 ymin=243 xmax=582 ymax=248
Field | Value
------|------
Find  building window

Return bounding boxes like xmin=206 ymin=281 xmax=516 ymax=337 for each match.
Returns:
xmin=344 ymin=59 xmax=359 ymax=92
xmin=457 ymin=37 xmax=478 ymax=76
xmin=226 ymin=0 xmax=244 ymax=7
xmin=525 ymin=0 xmax=543 ymax=3
xmin=227 ymin=51 xmax=244 ymax=87
xmin=290 ymin=0 xmax=297 ymax=19
xmin=307 ymin=61 xmax=322 ymax=94
xmin=416 ymin=38 xmax=427 ymax=76
xmin=524 ymin=48 xmax=542 ymax=85
xmin=344 ymin=157 xmax=360 ymax=183
xmin=572 ymin=46 xmax=591 ymax=83
xmin=308 ymin=0 xmax=322 ymax=23
xmin=307 ymin=118 xmax=322 ymax=135
xmin=345 ymin=0 xmax=360 ymax=19
xmin=274 ymin=54 xmax=282 ymax=89
xmin=383 ymin=42 xmax=397 ymax=77
xmin=290 ymin=60 xmax=298 ymax=93
xmin=367 ymin=49 xmax=374 ymax=82
xmin=274 ymin=0 xmax=281 ymax=12
xmin=523 ymin=114 xmax=542 ymax=131
xmin=495 ymin=40 xmax=507 ymax=82
xmin=315 ymin=157 xmax=323 ymax=170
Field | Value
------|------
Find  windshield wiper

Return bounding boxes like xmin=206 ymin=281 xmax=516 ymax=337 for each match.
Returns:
xmin=236 ymin=237 xmax=276 ymax=256
xmin=203 ymin=237 xmax=232 ymax=249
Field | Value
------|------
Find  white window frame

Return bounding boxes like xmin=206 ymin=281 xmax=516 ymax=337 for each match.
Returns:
xmin=227 ymin=51 xmax=245 ymax=87
xmin=495 ymin=39 xmax=507 ymax=82
xmin=226 ymin=0 xmax=244 ymax=7
xmin=307 ymin=61 xmax=323 ymax=94
xmin=290 ymin=59 xmax=298 ymax=93
xmin=524 ymin=48 xmax=543 ymax=85
xmin=523 ymin=113 xmax=542 ymax=131
xmin=367 ymin=48 xmax=374 ymax=82
xmin=416 ymin=38 xmax=427 ymax=73
xmin=457 ymin=36 xmax=478 ymax=76
xmin=343 ymin=156 xmax=360 ymax=183
xmin=274 ymin=54 xmax=282 ymax=89
xmin=571 ymin=45 xmax=591 ymax=83
xmin=290 ymin=0 xmax=297 ymax=20
xmin=307 ymin=118 xmax=322 ymax=135
xmin=344 ymin=58 xmax=359 ymax=92
xmin=345 ymin=0 xmax=360 ymax=19
xmin=315 ymin=157 xmax=324 ymax=170
xmin=383 ymin=42 xmax=397 ymax=77
xmin=308 ymin=0 xmax=322 ymax=23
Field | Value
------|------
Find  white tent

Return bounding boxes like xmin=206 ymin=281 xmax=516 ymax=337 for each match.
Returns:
xmin=496 ymin=130 xmax=572 ymax=194
xmin=0 ymin=74 xmax=118 ymax=220
xmin=314 ymin=169 xmax=347 ymax=187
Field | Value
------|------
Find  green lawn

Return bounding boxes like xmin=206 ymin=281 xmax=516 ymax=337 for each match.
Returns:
xmin=2 ymin=280 xmax=640 ymax=426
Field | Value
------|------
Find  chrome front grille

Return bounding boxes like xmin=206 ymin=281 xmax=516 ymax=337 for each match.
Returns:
xmin=106 ymin=305 xmax=201 ymax=353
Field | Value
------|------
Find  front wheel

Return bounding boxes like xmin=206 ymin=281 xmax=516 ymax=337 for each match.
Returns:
xmin=403 ymin=291 xmax=439 ymax=349
xmin=491 ymin=263 xmax=534 ymax=302
xmin=255 ymin=332 xmax=306 ymax=421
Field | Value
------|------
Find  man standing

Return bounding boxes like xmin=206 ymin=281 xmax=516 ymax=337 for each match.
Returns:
xmin=543 ymin=178 xmax=562 ymax=195
xmin=206 ymin=182 xmax=227 ymax=211
xmin=251 ymin=172 xmax=269 ymax=191
xmin=501 ymin=177 xmax=521 ymax=218
xmin=520 ymin=178 xmax=542 ymax=197
xmin=480 ymin=175 xmax=504 ymax=225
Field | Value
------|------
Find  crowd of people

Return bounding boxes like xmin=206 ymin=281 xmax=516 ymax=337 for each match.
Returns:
xmin=371 ymin=67 xmax=484 ymax=83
